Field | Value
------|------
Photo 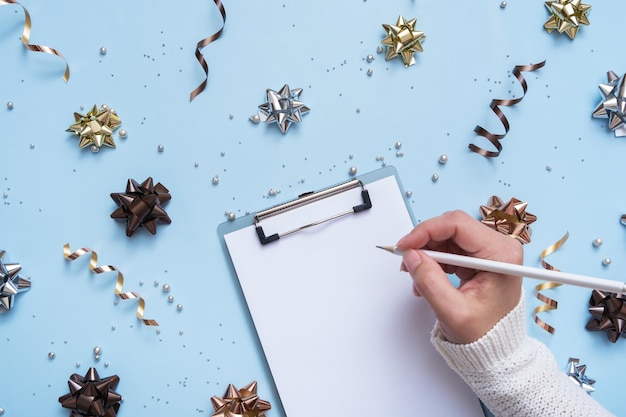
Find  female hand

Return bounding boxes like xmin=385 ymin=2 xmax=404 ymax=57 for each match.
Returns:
xmin=397 ymin=210 xmax=523 ymax=344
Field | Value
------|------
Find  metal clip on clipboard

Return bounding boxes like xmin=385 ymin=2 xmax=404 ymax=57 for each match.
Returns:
xmin=254 ymin=178 xmax=372 ymax=244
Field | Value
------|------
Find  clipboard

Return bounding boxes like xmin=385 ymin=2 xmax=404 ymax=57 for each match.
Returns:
xmin=218 ymin=166 xmax=485 ymax=416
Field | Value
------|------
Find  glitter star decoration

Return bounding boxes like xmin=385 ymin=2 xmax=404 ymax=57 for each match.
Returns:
xmin=58 ymin=367 xmax=122 ymax=417
xmin=585 ymin=289 xmax=626 ymax=343
xmin=110 ymin=177 xmax=171 ymax=237
xmin=543 ymin=0 xmax=591 ymax=40
xmin=566 ymin=357 xmax=596 ymax=394
xmin=0 ymin=250 xmax=31 ymax=311
xmin=480 ymin=196 xmax=537 ymax=244
xmin=258 ymin=84 xmax=310 ymax=134
xmin=210 ymin=381 xmax=271 ymax=417
xmin=66 ymin=105 xmax=121 ymax=152
xmin=381 ymin=16 xmax=425 ymax=67
xmin=592 ymin=71 xmax=626 ymax=137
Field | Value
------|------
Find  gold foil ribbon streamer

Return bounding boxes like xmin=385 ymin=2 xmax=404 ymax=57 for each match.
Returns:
xmin=533 ymin=232 xmax=569 ymax=334
xmin=469 ymin=60 xmax=546 ymax=157
xmin=0 ymin=0 xmax=70 ymax=82
xmin=63 ymin=244 xmax=158 ymax=326
xmin=190 ymin=0 xmax=226 ymax=102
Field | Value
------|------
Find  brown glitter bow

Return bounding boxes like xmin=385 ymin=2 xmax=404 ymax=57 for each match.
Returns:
xmin=0 ymin=0 xmax=70 ymax=82
xmin=586 ymin=289 xmax=626 ymax=343
xmin=63 ymin=244 xmax=158 ymax=326
xmin=533 ymin=232 xmax=569 ymax=334
xmin=58 ymin=367 xmax=122 ymax=417
xmin=210 ymin=381 xmax=271 ymax=417
xmin=469 ymin=61 xmax=545 ymax=157
xmin=110 ymin=177 xmax=171 ymax=237
xmin=480 ymin=196 xmax=537 ymax=244
xmin=190 ymin=0 xmax=227 ymax=101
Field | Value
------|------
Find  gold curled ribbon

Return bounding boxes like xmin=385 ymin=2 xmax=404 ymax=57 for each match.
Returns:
xmin=533 ymin=231 xmax=569 ymax=334
xmin=0 ymin=0 xmax=70 ymax=82
xmin=189 ymin=0 xmax=226 ymax=102
xmin=63 ymin=244 xmax=158 ymax=326
xmin=469 ymin=60 xmax=546 ymax=157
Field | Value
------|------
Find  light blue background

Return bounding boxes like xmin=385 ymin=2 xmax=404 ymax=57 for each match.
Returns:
xmin=1 ymin=0 xmax=625 ymax=415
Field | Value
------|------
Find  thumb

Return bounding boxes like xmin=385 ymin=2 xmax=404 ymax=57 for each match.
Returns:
xmin=402 ymin=249 xmax=463 ymax=316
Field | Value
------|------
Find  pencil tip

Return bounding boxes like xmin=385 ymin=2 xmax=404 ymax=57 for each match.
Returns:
xmin=376 ymin=245 xmax=395 ymax=253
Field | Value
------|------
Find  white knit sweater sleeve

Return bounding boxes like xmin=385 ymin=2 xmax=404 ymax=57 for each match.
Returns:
xmin=430 ymin=292 xmax=614 ymax=417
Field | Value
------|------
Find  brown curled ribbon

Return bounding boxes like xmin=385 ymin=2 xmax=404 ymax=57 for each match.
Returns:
xmin=189 ymin=0 xmax=226 ymax=101
xmin=0 ymin=0 xmax=70 ymax=82
xmin=63 ymin=244 xmax=158 ymax=326
xmin=469 ymin=60 xmax=546 ymax=157
xmin=533 ymin=232 xmax=568 ymax=334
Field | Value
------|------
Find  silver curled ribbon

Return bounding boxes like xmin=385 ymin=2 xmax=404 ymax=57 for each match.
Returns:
xmin=533 ymin=232 xmax=569 ymax=334
xmin=63 ymin=244 xmax=158 ymax=326
xmin=190 ymin=0 xmax=226 ymax=102
xmin=469 ymin=60 xmax=546 ymax=157
xmin=0 ymin=0 xmax=70 ymax=82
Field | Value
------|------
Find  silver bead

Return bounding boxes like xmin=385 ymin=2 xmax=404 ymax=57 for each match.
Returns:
xmin=602 ymin=258 xmax=612 ymax=266
xmin=119 ymin=129 xmax=127 ymax=138
xmin=395 ymin=142 xmax=402 ymax=149
xmin=212 ymin=175 xmax=219 ymax=185
xmin=249 ymin=114 xmax=261 ymax=123
xmin=268 ymin=188 xmax=278 ymax=196
xmin=111 ymin=325 xmax=116 ymax=331
xmin=405 ymin=190 xmax=413 ymax=198
xmin=432 ymin=174 xmax=439 ymax=182
xmin=6 ymin=102 xmax=13 ymax=110
xmin=220 ymin=150 xmax=225 ymax=156
xmin=366 ymin=54 xmax=374 ymax=62
xmin=157 ymin=144 xmax=164 ymax=152
xmin=376 ymin=46 xmax=384 ymax=54
xmin=0 ymin=407 xmax=4 ymax=415
xmin=154 ymin=280 xmax=159 ymax=286
xmin=194 ymin=162 xmax=199 ymax=167
xmin=356 ymin=107 xmax=361 ymax=113
xmin=396 ymin=151 xmax=404 ymax=157
xmin=76 ymin=362 xmax=81 ymax=367
xmin=592 ymin=238 xmax=603 ymax=247
xmin=167 ymin=295 xmax=174 ymax=303
xmin=104 ymin=362 xmax=109 ymax=367
xmin=349 ymin=166 xmax=358 ymax=176
xmin=139 ymin=280 xmax=144 ymax=286
xmin=228 ymin=212 xmax=236 ymax=221
xmin=95 ymin=355 xmax=101 ymax=361
xmin=156 ymin=329 xmax=161 ymax=334
xmin=29 ymin=143 xmax=35 ymax=149
xmin=176 ymin=304 xmax=183 ymax=311
xmin=546 ymin=165 xmax=552 ymax=171
xmin=2 ymin=193 xmax=7 ymax=199
xmin=367 ymin=68 xmax=373 ymax=76
xmin=93 ymin=346 xmax=101 ymax=355
xmin=100 ymin=46 xmax=107 ymax=55
xmin=179 ymin=330 xmax=184 ymax=335
xmin=500 ymin=1 xmax=507 ymax=8
xmin=229 ymin=113 xmax=234 ymax=119
xmin=48 ymin=352 xmax=55 ymax=359
xmin=91 ymin=145 xmax=99 ymax=153
xmin=162 ymin=283 xmax=170 ymax=292
xmin=101 ymin=104 xmax=108 ymax=110
xmin=439 ymin=154 xmax=448 ymax=164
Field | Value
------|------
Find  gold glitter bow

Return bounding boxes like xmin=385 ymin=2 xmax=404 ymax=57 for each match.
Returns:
xmin=544 ymin=0 xmax=591 ymax=40
xmin=210 ymin=381 xmax=271 ymax=417
xmin=381 ymin=16 xmax=425 ymax=67
xmin=480 ymin=196 xmax=537 ymax=244
xmin=190 ymin=0 xmax=227 ymax=101
xmin=0 ymin=0 xmax=70 ymax=82
xmin=66 ymin=105 xmax=122 ymax=152
xmin=63 ymin=244 xmax=158 ymax=326
xmin=533 ymin=232 xmax=569 ymax=334
xmin=469 ymin=61 xmax=545 ymax=157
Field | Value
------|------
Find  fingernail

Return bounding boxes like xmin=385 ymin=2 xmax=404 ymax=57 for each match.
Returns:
xmin=402 ymin=250 xmax=422 ymax=274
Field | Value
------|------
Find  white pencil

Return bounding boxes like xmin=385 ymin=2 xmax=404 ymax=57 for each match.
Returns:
xmin=377 ymin=245 xmax=626 ymax=294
